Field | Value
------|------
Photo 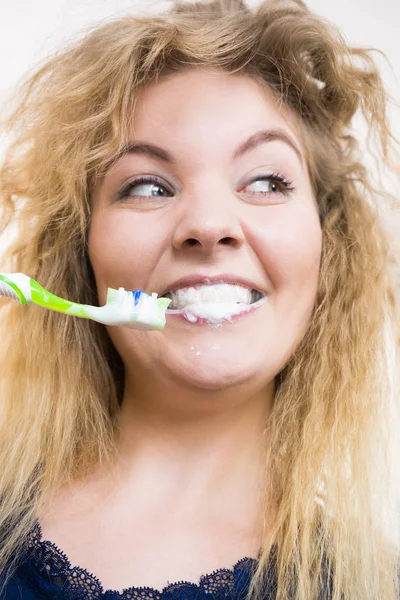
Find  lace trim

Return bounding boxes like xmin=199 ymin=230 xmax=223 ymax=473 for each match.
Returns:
xmin=20 ymin=521 xmax=261 ymax=600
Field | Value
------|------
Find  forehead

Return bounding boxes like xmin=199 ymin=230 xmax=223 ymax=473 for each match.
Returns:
xmin=131 ymin=67 xmax=305 ymax=155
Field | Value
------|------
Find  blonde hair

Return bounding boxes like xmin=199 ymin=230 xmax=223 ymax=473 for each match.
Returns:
xmin=1 ymin=0 xmax=400 ymax=598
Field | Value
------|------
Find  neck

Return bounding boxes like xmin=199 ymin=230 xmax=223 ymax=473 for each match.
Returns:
xmin=112 ymin=373 xmax=274 ymax=525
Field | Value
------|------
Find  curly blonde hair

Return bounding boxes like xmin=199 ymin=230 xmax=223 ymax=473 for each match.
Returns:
xmin=1 ymin=0 xmax=400 ymax=598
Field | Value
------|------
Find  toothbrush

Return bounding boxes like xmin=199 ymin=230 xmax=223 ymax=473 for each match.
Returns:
xmin=0 ymin=272 xmax=171 ymax=330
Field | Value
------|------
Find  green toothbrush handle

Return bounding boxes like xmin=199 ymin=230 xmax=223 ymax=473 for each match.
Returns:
xmin=30 ymin=278 xmax=90 ymax=317
xmin=0 ymin=272 xmax=170 ymax=329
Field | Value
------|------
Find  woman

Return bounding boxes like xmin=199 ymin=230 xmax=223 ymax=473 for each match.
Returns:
xmin=0 ymin=0 xmax=399 ymax=598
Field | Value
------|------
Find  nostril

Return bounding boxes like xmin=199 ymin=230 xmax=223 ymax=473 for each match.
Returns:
xmin=184 ymin=237 xmax=234 ymax=248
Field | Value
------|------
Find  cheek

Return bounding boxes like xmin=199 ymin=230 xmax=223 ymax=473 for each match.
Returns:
xmin=87 ymin=209 xmax=163 ymax=302
xmin=252 ymin=204 xmax=322 ymax=359
xmin=254 ymin=204 xmax=322 ymax=297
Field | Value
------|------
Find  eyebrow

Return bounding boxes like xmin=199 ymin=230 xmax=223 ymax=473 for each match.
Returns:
xmin=112 ymin=128 xmax=304 ymax=170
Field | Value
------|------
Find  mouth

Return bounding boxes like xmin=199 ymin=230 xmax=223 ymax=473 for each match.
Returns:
xmin=158 ymin=282 xmax=268 ymax=327
xmin=161 ymin=287 xmax=265 ymax=311
xmin=161 ymin=289 xmax=266 ymax=313
xmin=164 ymin=295 xmax=268 ymax=326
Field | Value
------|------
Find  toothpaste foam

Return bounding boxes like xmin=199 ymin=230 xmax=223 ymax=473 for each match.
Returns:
xmin=181 ymin=302 xmax=253 ymax=325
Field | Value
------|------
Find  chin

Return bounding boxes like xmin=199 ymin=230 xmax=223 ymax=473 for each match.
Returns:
xmin=168 ymin=354 xmax=268 ymax=393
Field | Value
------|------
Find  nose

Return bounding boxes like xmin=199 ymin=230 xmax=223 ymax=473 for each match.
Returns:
xmin=171 ymin=184 xmax=245 ymax=254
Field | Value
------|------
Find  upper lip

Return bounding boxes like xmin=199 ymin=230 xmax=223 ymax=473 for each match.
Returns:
xmin=159 ymin=274 xmax=267 ymax=296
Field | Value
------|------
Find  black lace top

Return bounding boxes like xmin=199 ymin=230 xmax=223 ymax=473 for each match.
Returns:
xmin=1 ymin=522 xmax=273 ymax=600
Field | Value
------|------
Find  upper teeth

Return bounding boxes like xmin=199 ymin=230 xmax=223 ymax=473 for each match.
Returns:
xmin=163 ymin=283 xmax=261 ymax=310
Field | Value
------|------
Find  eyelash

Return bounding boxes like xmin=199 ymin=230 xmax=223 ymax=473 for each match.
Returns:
xmin=116 ymin=172 xmax=295 ymax=201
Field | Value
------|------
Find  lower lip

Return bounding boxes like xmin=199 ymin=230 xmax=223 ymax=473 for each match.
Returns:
xmin=166 ymin=298 xmax=267 ymax=325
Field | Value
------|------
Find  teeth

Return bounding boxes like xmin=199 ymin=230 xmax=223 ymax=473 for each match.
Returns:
xmin=162 ymin=283 xmax=263 ymax=310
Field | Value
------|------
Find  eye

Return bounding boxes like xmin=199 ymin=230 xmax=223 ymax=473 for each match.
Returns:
xmin=117 ymin=176 xmax=173 ymax=201
xmin=115 ymin=172 xmax=295 ymax=203
xmin=244 ymin=173 xmax=294 ymax=197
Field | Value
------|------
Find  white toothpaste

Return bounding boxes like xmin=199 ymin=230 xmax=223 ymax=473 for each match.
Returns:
xmin=164 ymin=283 xmax=268 ymax=325
xmin=180 ymin=301 xmax=257 ymax=325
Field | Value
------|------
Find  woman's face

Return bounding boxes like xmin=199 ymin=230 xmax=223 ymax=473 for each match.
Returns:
xmin=88 ymin=68 xmax=322 ymax=394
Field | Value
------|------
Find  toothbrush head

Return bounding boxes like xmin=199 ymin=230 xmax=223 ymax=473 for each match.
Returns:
xmin=104 ymin=286 xmax=171 ymax=330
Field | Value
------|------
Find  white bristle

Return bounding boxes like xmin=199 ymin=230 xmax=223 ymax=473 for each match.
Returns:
xmin=0 ymin=281 xmax=20 ymax=301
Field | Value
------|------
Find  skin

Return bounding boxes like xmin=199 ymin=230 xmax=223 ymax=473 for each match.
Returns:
xmin=40 ymin=68 xmax=322 ymax=592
